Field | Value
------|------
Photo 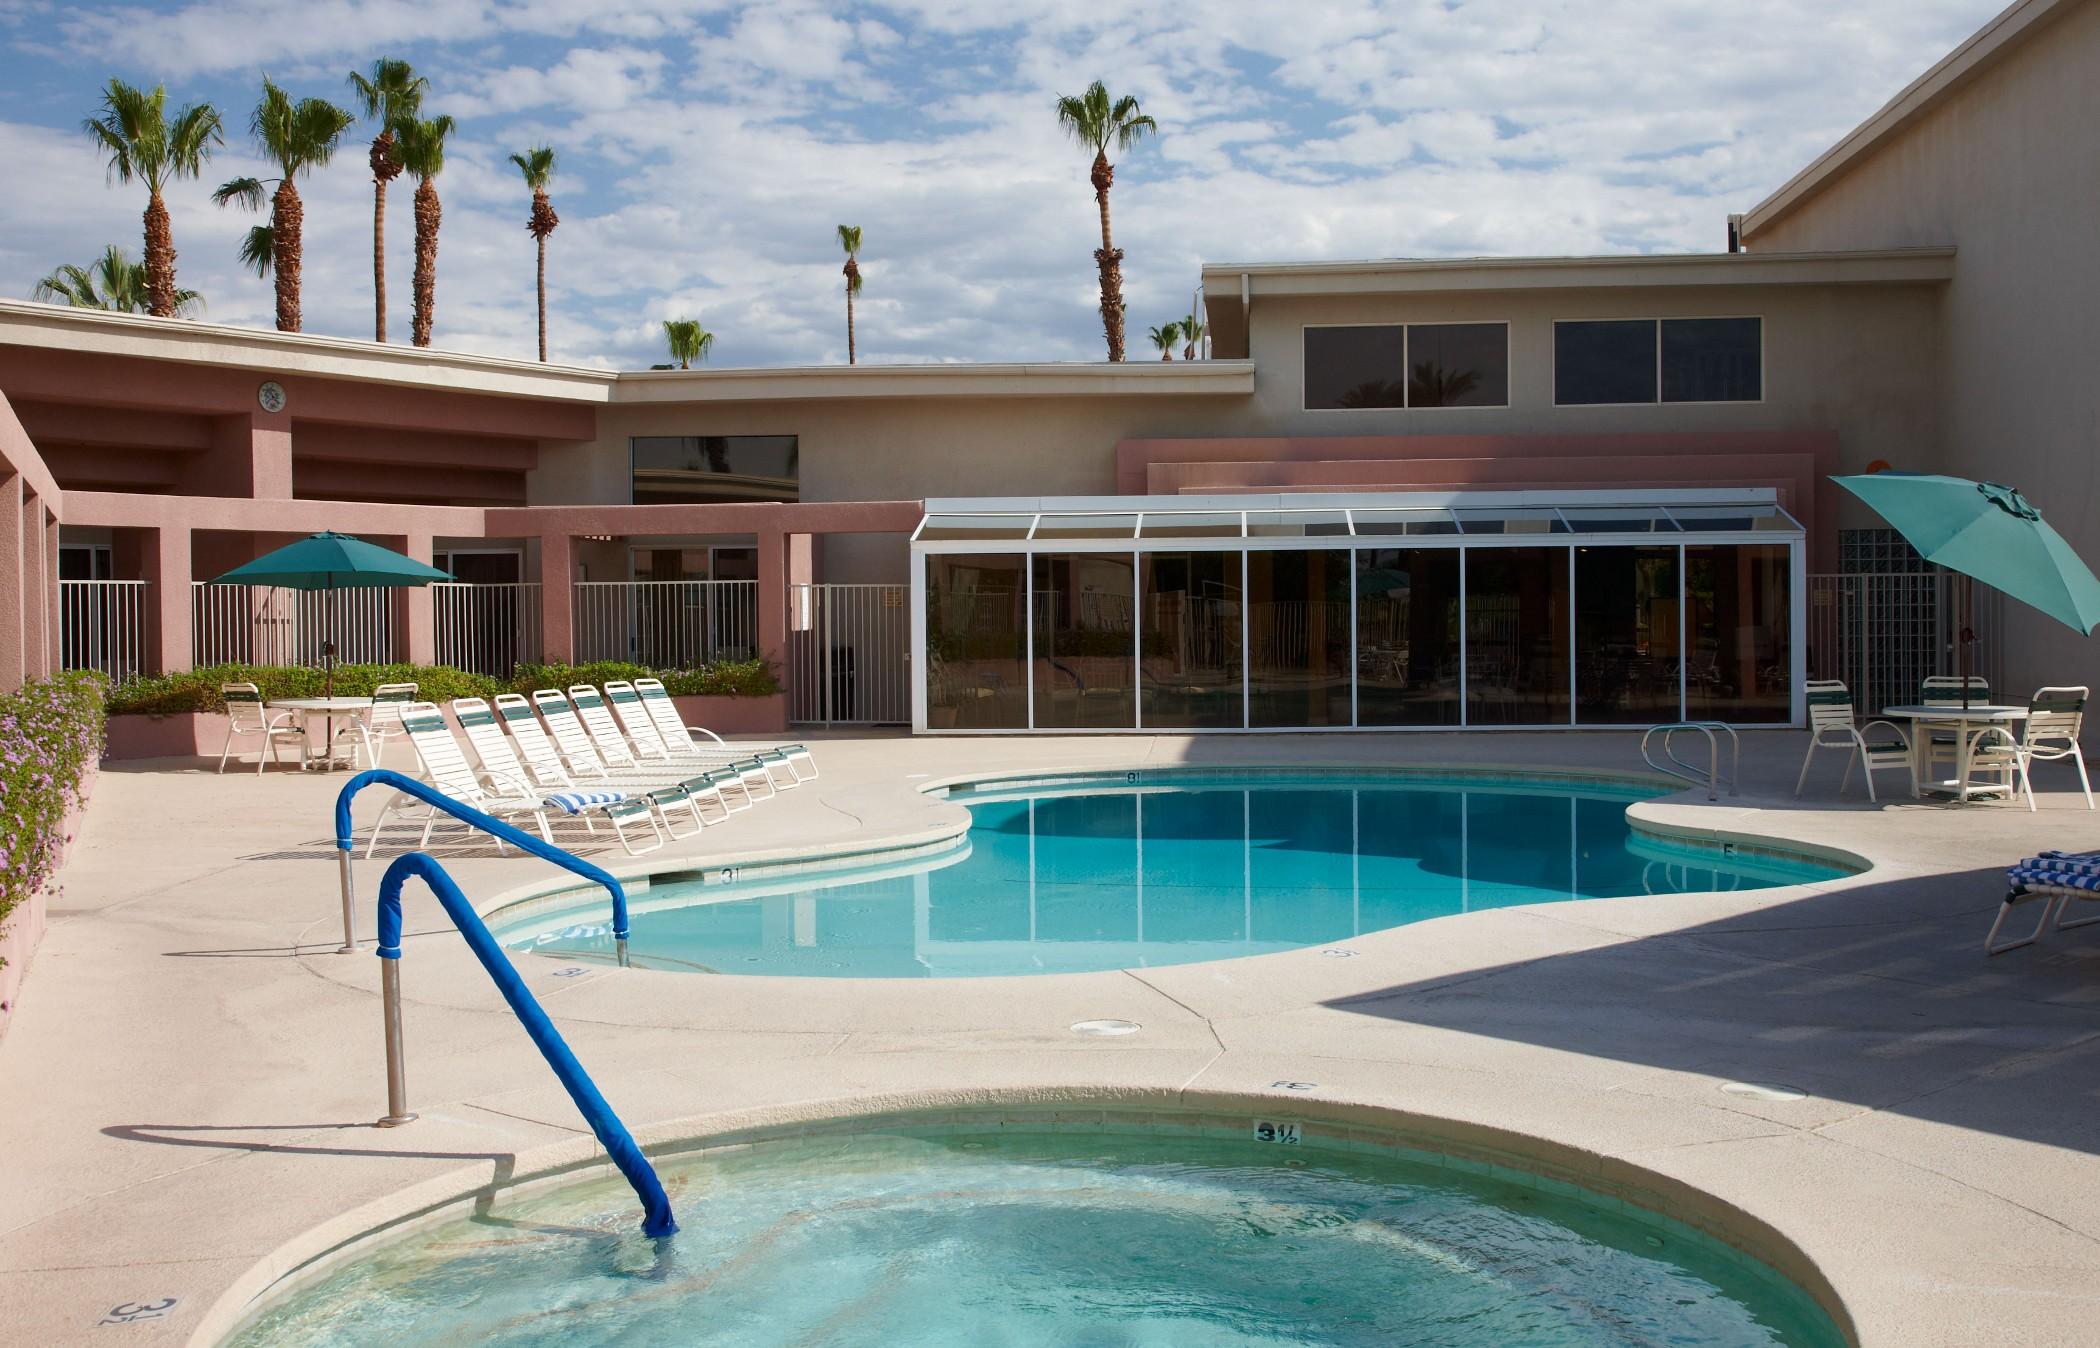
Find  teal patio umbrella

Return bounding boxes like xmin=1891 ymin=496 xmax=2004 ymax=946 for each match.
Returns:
xmin=213 ymin=532 xmax=452 ymax=760
xmin=1831 ymin=473 xmax=2100 ymax=705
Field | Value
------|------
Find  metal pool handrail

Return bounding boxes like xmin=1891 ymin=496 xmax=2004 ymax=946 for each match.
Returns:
xmin=1640 ymin=721 xmax=1740 ymax=801
xmin=332 ymin=768 xmax=630 ymax=961
xmin=373 ymin=850 xmax=677 ymax=1238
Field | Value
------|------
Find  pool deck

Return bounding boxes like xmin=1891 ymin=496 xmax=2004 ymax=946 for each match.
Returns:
xmin=2 ymin=729 xmax=2098 ymax=1345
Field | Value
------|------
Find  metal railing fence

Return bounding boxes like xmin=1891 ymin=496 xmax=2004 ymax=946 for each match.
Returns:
xmin=788 ymin=583 xmax=910 ymax=725
xmin=192 ymin=583 xmax=398 ymax=667
xmin=573 ymin=580 xmax=758 ymax=667
xmin=1807 ymin=571 xmax=2003 ymax=715
xmin=58 ymin=580 xmax=149 ymax=681
xmin=431 ymin=583 xmax=543 ymax=677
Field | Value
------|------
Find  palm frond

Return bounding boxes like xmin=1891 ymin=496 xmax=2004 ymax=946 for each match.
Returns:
xmin=1148 ymin=322 xmax=1180 ymax=350
xmin=247 ymin=76 xmax=352 ymax=177
xmin=836 ymin=223 xmax=861 ymax=255
xmin=396 ymin=114 xmax=455 ymax=180
xmin=33 ymin=263 xmax=102 ymax=309
xmin=348 ymin=57 xmax=427 ymax=126
xmin=164 ymin=101 xmax=223 ymax=177
xmin=1056 ymin=81 xmax=1156 ymax=157
xmin=662 ymin=318 xmax=714 ymax=367
xmin=1112 ymin=111 xmax=1157 ymax=153
xmin=509 ymin=145 xmax=556 ymax=189
xmin=237 ymin=224 xmax=275 ymax=278
xmin=212 ymin=176 xmax=267 ymax=210
xmin=82 ymin=79 xmax=171 ymax=188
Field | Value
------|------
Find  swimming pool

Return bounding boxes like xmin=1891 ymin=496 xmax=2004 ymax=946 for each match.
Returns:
xmin=224 ymin=1120 xmax=1846 ymax=1347
xmin=495 ymin=772 xmax=1850 ymax=978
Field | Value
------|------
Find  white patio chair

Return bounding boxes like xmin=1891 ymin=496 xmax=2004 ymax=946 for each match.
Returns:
xmin=453 ymin=697 xmax=664 ymax=855
xmin=1795 ymin=680 xmax=1915 ymax=803
xmin=634 ymin=677 xmax=817 ymax=785
xmin=1970 ymin=686 xmax=2094 ymax=812
xmin=354 ymin=682 xmax=418 ymax=768
xmin=609 ymin=679 xmax=788 ymax=795
xmin=365 ymin=703 xmax=554 ymax=858
xmin=218 ymin=682 xmax=306 ymax=774
xmin=1920 ymin=675 xmax=1993 ymax=778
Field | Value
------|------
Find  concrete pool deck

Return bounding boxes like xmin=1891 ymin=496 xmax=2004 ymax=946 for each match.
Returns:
xmin=1 ymin=729 xmax=2097 ymax=1345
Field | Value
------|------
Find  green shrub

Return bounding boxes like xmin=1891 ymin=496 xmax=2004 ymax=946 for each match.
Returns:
xmin=1 ymin=671 xmax=106 ymax=967
xmin=105 ymin=659 xmax=779 ymax=716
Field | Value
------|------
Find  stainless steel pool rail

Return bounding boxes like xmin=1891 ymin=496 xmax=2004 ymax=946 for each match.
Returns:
xmin=1640 ymin=721 xmax=1740 ymax=801
xmin=332 ymin=768 xmax=630 ymax=964
xmin=371 ymin=849 xmax=677 ymax=1238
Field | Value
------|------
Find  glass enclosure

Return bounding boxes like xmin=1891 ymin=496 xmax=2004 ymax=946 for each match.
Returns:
xmin=916 ymin=494 xmax=1803 ymax=732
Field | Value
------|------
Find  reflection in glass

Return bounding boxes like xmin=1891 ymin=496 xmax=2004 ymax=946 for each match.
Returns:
xmin=1554 ymin=320 xmax=1657 ymax=405
xmin=1406 ymin=323 xmax=1508 ymax=407
xmin=1356 ymin=549 xmax=1460 ymax=726
xmin=631 ymin=435 xmax=799 ymax=504
xmin=1685 ymin=544 xmax=1792 ymax=723
xmin=1141 ymin=552 xmax=1243 ymax=727
xmin=1662 ymin=317 xmax=1761 ymax=403
xmin=925 ymin=553 xmax=1026 ymax=729
xmin=1575 ymin=546 xmax=1681 ymax=724
xmin=1466 ymin=548 xmax=1569 ymax=724
xmin=1032 ymin=553 xmax=1136 ymax=728
xmin=1304 ymin=325 xmax=1405 ymax=409
xmin=1032 ymin=514 xmax=1138 ymax=540
xmin=1248 ymin=550 xmax=1351 ymax=727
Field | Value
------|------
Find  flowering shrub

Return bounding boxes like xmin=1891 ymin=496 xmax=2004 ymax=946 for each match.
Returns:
xmin=104 ymin=660 xmax=780 ymax=716
xmin=1 ymin=671 xmax=106 ymax=967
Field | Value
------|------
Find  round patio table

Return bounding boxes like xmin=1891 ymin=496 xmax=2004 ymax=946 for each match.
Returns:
xmin=1880 ymin=703 xmax=2028 ymax=802
xmin=266 ymin=696 xmax=375 ymax=771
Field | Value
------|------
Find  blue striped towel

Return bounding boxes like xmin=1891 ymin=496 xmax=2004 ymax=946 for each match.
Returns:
xmin=2009 ymin=862 xmax=2100 ymax=894
xmin=544 ymin=790 xmax=629 ymax=815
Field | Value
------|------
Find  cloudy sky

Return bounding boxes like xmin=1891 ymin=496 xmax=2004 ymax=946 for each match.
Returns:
xmin=0 ymin=0 xmax=2002 ymax=370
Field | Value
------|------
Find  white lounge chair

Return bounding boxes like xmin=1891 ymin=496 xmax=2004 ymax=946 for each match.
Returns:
xmin=607 ymin=679 xmax=787 ymax=795
xmin=566 ymin=684 xmax=647 ymax=769
xmin=365 ymin=703 xmax=555 ymax=857
xmin=532 ymin=686 xmax=766 ymax=806
xmin=453 ymin=697 xmax=665 ymax=856
xmin=530 ymin=688 xmax=614 ymax=779
xmin=218 ymin=682 xmax=306 ymax=774
xmin=1795 ymin=680 xmax=1916 ymax=803
xmin=1986 ymin=850 xmax=2100 ymax=953
xmin=493 ymin=692 xmax=580 ymax=788
xmin=633 ymin=677 xmax=817 ymax=785
xmin=1970 ymin=686 xmax=2094 ymax=812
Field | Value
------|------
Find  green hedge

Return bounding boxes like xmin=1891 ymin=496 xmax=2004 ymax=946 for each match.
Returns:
xmin=1 ymin=671 xmax=106 ymax=968
xmin=104 ymin=660 xmax=779 ymax=717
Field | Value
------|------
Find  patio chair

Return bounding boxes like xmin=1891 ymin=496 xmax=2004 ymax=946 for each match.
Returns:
xmin=365 ymin=703 xmax=553 ymax=858
xmin=1795 ymin=680 xmax=1916 ymax=803
xmin=454 ymin=697 xmax=666 ymax=855
xmin=608 ymin=679 xmax=794 ymax=796
xmin=634 ymin=677 xmax=818 ymax=784
xmin=1985 ymin=850 xmax=2100 ymax=954
xmin=493 ymin=692 xmax=579 ymax=789
xmin=1920 ymin=675 xmax=1993 ymax=778
xmin=530 ymin=688 xmax=614 ymax=779
xmin=218 ymin=683 xmax=306 ymax=774
xmin=600 ymin=680 xmax=676 ymax=760
xmin=566 ymin=684 xmax=646 ymax=770
xmin=1969 ymin=686 xmax=2094 ymax=812
xmin=356 ymin=682 xmax=418 ymax=768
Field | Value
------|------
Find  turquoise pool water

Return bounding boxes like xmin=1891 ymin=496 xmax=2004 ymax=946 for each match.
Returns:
xmin=496 ymin=774 xmax=1849 ymax=977
xmin=226 ymin=1127 xmax=1845 ymax=1347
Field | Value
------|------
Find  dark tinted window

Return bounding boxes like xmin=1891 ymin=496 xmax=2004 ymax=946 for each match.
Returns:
xmin=1662 ymin=317 xmax=1761 ymax=402
xmin=1554 ymin=320 xmax=1656 ymax=405
xmin=1304 ymin=326 xmax=1405 ymax=409
xmin=1407 ymin=323 xmax=1507 ymax=406
xmin=632 ymin=436 xmax=798 ymax=504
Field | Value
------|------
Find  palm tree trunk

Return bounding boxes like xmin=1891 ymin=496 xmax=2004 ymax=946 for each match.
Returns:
xmin=412 ymin=178 xmax=440 ymax=348
xmin=373 ymin=177 xmax=388 ymax=342
xmin=535 ymin=234 xmax=548 ymax=361
xmin=1090 ymin=151 xmax=1125 ymax=361
xmin=143 ymin=190 xmax=176 ymax=319
xmin=846 ymin=289 xmax=856 ymax=364
xmin=272 ymin=180 xmax=304 ymax=333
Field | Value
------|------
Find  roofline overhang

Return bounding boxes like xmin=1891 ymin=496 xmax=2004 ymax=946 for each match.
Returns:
xmin=1740 ymin=0 xmax=2079 ymax=239
xmin=611 ymin=360 xmax=1255 ymax=403
xmin=1198 ymin=247 xmax=1955 ymax=298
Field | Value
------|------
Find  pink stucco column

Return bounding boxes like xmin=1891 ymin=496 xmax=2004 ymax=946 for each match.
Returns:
xmin=193 ymin=411 xmax=293 ymax=499
xmin=538 ymin=532 xmax=573 ymax=663
xmin=145 ymin=526 xmax=193 ymax=674
xmin=0 ymin=471 xmax=22 ymax=693
xmin=756 ymin=527 xmax=786 ymax=673
xmin=400 ymin=531 xmax=436 ymax=666
xmin=22 ymin=492 xmax=48 ymax=682
xmin=42 ymin=503 xmax=58 ymax=682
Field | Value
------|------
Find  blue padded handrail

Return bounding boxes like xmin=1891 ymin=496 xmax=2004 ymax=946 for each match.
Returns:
xmin=377 ymin=850 xmax=676 ymax=1238
xmin=334 ymin=768 xmax=630 ymax=940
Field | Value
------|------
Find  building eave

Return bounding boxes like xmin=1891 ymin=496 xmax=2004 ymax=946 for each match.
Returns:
xmin=1740 ymin=0 xmax=2080 ymax=240
xmin=1199 ymin=247 xmax=1956 ymax=297
xmin=610 ymin=360 xmax=1257 ymax=404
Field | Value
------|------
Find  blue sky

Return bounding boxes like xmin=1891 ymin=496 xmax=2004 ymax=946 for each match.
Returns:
xmin=0 ymin=0 xmax=2004 ymax=370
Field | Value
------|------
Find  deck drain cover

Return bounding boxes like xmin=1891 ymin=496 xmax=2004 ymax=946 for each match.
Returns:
xmin=1070 ymin=1019 xmax=1141 ymax=1037
xmin=1720 ymin=1081 xmax=1809 ymax=1102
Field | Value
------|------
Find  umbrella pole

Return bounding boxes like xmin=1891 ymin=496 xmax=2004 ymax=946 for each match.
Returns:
xmin=325 ymin=579 xmax=336 ymax=768
xmin=1959 ymin=575 xmax=1973 ymax=711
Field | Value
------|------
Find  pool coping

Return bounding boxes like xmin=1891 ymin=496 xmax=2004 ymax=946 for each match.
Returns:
xmin=190 ymin=1085 xmax=1856 ymax=1347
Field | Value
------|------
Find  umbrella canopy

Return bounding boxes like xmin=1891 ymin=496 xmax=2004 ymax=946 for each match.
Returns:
xmin=210 ymin=531 xmax=452 ymax=589
xmin=1831 ymin=474 xmax=2100 ymax=634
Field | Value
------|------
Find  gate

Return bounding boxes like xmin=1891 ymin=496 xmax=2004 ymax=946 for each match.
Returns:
xmin=1807 ymin=571 xmax=2003 ymax=715
xmin=788 ymin=583 xmax=910 ymax=725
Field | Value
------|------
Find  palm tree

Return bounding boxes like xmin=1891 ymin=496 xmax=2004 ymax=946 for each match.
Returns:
xmin=509 ymin=146 xmax=559 ymax=361
xmin=1053 ymin=81 xmax=1156 ymax=362
xmin=836 ymin=224 xmax=863 ymax=364
xmin=34 ymin=244 xmax=202 ymax=316
xmin=662 ymin=319 xmax=713 ymax=369
xmin=212 ymin=79 xmax=355 ymax=332
xmin=346 ymin=58 xmax=427 ymax=343
xmin=1147 ymin=321 xmax=1180 ymax=361
xmin=394 ymin=114 xmax=456 ymax=348
xmin=1181 ymin=312 xmax=1205 ymax=361
xmin=80 ymin=80 xmax=222 ymax=319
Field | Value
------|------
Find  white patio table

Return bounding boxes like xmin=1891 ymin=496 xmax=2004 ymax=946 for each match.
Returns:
xmin=266 ymin=696 xmax=375 ymax=771
xmin=1880 ymin=703 xmax=2029 ymax=802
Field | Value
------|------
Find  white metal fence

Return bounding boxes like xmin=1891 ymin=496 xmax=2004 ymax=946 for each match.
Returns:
xmin=192 ymin=583 xmax=399 ymax=667
xmin=1807 ymin=571 xmax=2003 ymax=715
xmin=789 ymin=583 xmax=911 ymax=725
xmin=59 ymin=580 xmax=150 ymax=681
xmin=432 ymin=582 xmax=542 ymax=677
xmin=574 ymin=580 xmax=758 ymax=667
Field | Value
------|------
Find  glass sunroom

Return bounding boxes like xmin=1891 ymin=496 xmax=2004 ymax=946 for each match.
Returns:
xmin=910 ymin=490 xmax=1805 ymax=733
